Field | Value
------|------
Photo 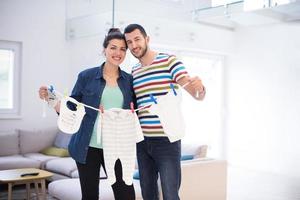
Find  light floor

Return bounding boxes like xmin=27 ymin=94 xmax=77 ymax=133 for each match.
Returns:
xmin=1 ymin=166 xmax=300 ymax=200
xmin=227 ymin=165 xmax=300 ymax=200
xmin=0 ymin=184 xmax=56 ymax=200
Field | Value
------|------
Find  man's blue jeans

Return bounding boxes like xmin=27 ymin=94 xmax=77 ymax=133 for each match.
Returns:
xmin=137 ymin=137 xmax=181 ymax=200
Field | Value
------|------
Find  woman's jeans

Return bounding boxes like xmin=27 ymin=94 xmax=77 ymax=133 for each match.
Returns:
xmin=137 ymin=137 xmax=181 ymax=200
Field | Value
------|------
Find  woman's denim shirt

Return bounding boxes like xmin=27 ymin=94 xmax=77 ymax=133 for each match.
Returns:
xmin=68 ymin=63 xmax=136 ymax=164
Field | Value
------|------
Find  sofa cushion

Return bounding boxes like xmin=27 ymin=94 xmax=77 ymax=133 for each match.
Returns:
xmin=19 ymin=127 xmax=58 ymax=154
xmin=45 ymin=157 xmax=77 ymax=177
xmin=48 ymin=178 xmax=142 ymax=200
xmin=50 ymin=173 xmax=70 ymax=181
xmin=23 ymin=153 xmax=58 ymax=169
xmin=70 ymin=169 xmax=79 ymax=178
xmin=70 ymin=166 xmax=107 ymax=179
xmin=0 ymin=130 xmax=19 ymax=156
xmin=54 ymin=130 xmax=72 ymax=149
xmin=0 ymin=155 xmax=41 ymax=170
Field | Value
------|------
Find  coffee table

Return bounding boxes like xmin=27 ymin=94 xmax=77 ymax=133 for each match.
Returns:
xmin=0 ymin=168 xmax=53 ymax=200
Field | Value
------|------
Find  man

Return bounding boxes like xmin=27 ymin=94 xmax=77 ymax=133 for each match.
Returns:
xmin=124 ymin=24 xmax=205 ymax=200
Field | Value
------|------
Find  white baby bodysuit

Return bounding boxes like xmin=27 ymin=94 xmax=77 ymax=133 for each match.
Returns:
xmin=101 ymin=108 xmax=143 ymax=185
xmin=57 ymin=96 xmax=86 ymax=134
xmin=148 ymin=88 xmax=185 ymax=142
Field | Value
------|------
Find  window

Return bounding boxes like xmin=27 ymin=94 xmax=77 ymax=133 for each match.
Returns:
xmin=0 ymin=41 xmax=21 ymax=118
xmin=212 ymin=0 xmax=243 ymax=7
xmin=125 ymin=46 xmax=225 ymax=158
xmin=244 ymin=0 xmax=269 ymax=11
xmin=179 ymin=52 xmax=224 ymax=158
xmin=243 ymin=0 xmax=291 ymax=11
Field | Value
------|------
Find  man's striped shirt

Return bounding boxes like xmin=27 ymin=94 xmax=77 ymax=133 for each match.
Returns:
xmin=132 ymin=53 xmax=188 ymax=137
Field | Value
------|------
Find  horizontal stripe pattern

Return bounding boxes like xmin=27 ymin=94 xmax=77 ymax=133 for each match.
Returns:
xmin=132 ymin=53 xmax=187 ymax=136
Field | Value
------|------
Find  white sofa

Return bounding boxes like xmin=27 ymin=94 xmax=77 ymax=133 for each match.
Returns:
xmin=48 ymin=158 xmax=227 ymax=200
xmin=0 ymin=128 xmax=80 ymax=180
xmin=0 ymin=127 xmax=227 ymax=200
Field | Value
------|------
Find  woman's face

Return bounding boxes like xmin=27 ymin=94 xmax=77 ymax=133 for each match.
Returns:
xmin=104 ymin=39 xmax=127 ymax=66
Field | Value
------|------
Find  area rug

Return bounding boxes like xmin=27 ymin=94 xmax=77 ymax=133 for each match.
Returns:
xmin=0 ymin=184 xmax=57 ymax=200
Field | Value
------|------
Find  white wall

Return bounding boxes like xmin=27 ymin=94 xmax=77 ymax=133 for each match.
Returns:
xmin=0 ymin=0 xmax=234 ymax=131
xmin=0 ymin=0 xmax=69 ymax=130
xmin=226 ymin=23 xmax=300 ymax=177
xmin=67 ymin=22 xmax=235 ymax=80
xmin=66 ymin=4 xmax=235 ymax=94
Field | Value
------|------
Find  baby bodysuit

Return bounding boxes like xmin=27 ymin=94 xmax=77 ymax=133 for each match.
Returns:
xmin=57 ymin=96 xmax=86 ymax=134
xmin=101 ymin=108 xmax=143 ymax=185
xmin=148 ymin=88 xmax=185 ymax=142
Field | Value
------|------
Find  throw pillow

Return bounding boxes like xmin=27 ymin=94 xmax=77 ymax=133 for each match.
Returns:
xmin=181 ymin=154 xmax=194 ymax=161
xmin=181 ymin=143 xmax=208 ymax=159
xmin=40 ymin=146 xmax=69 ymax=157
xmin=133 ymin=169 xmax=140 ymax=180
xmin=194 ymin=145 xmax=208 ymax=158
xmin=54 ymin=130 xmax=72 ymax=149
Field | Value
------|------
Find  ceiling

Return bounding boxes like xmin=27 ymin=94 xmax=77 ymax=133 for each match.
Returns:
xmin=65 ymin=0 xmax=300 ymax=39
xmin=189 ymin=0 xmax=300 ymax=30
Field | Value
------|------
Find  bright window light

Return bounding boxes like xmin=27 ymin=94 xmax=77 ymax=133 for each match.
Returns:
xmin=0 ymin=40 xmax=21 ymax=118
xmin=0 ymin=49 xmax=14 ymax=109
xmin=180 ymin=54 xmax=224 ymax=158
xmin=244 ymin=0 xmax=291 ymax=11
xmin=271 ymin=0 xmax=291 ymax=6
xmin=212 ymin=0 xmax=242 ymax=7
xmin=127 ymin=45 xmax=225 ymax=158
xmin=244 ymin=0 xmax=267 ymax=11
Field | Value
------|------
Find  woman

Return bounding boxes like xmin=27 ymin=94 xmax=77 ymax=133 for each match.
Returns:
xmin=39 ymin=28 xmax=136 ymax=200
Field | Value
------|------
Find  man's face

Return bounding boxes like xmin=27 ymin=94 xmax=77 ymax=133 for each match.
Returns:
xmin=125 ymin=29 xmax=148 ymax=59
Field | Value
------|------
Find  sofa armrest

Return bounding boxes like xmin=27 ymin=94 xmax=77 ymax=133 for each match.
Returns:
xmin=179 ymin=159 xmax=227 ymax=200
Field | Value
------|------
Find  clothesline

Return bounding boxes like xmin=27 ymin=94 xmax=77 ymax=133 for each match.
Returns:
xmin=52 ymin=81 xmax=192 ymax=113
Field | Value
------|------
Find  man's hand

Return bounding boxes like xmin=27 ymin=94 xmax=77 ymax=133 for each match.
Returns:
xmin=188 ymin=76 xmax=205 ymax=93
xmin=178 ymin=76 xmax=206 ymax=100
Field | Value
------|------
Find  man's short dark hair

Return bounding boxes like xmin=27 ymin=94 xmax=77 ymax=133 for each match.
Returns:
xmin=124 ymin=24 xmax=147 ymax=37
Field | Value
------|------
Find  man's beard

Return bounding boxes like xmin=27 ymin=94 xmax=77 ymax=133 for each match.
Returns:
xmin=134 ymin=44 xmax=148 ymax=59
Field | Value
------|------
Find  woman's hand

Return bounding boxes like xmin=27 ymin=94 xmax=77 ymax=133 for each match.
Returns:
xmin=39 ymin=86 xmax=49 ymax=101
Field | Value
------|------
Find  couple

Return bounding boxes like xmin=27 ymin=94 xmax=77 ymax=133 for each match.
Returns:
xmin=39 ymin=24 xmax=205 ymax=200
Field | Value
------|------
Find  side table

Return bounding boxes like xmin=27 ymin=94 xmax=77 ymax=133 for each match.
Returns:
xmin=0 ymin=168 xmax=53 ymax=200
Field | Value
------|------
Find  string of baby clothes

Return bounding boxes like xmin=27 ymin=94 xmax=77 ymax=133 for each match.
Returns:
xmin=43 ymin=81 xmax=198 ymax=136
xmin=48 ymin=81 xmax=192 ymax=114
